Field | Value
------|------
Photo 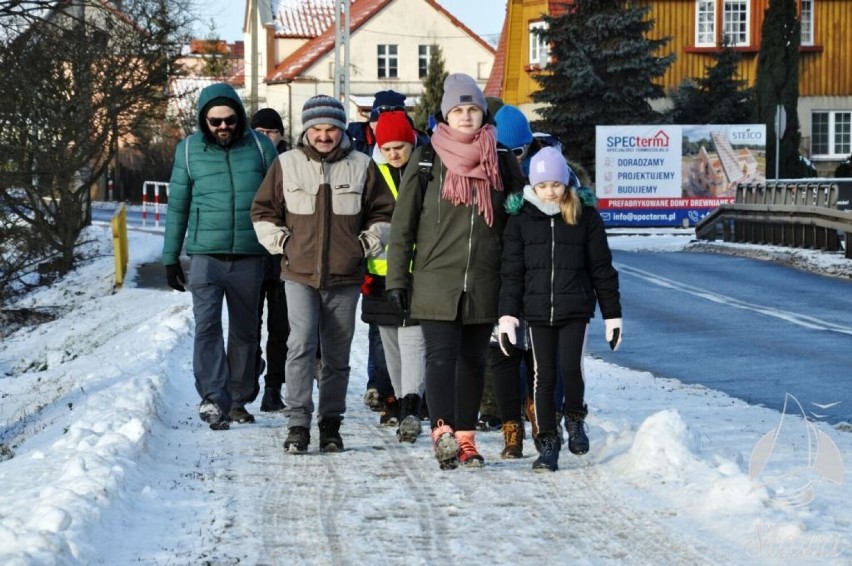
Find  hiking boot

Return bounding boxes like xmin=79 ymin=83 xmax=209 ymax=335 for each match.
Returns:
xmin=565 ymin=406 xmax=589 ymax=455
xmin=396 ymin=394 xmax=422 ymax=443
xmin=533 ymin=431 xmax=561 ymax=472
xmin=456 ymin=431 xmax=485 ymax=468
xmin=379 ymin=395 xmax=399 ymax=427
xmin=199 ymin=401 xmax=230 ymax=430
xmin=284 ymin=426 xmax=310 ymax=453
xmin=500 ymin=421 xmax=524 ymax=459
xmin=431 ymin=420 xmax=459 ymax=469
xmin=318 ymin=417 xmax=344 ymax=453
xmin=524 ymin=396 xmax=540 ymax=452
xmin=229 ymin=406 xmax=256 ymax=424
xmin=476 ymin=413 xmax=502 ymax=432
xmin=363 ymin=388 xmax=382 ymax=412
xmin=260 ymin=387 xmax=285 ymax=412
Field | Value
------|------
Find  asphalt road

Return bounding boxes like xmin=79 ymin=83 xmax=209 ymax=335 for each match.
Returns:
xmin=587 ymin=250 xmax=852 ymax=425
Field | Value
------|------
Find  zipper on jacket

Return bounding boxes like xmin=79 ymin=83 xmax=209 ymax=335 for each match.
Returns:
xmin=227 ymin=148 xmax=236 ymax=253
xmin=318 ymin=158 xmax=331 ymax=288
xmin=549 ymin=217 xmax=555 ymax=325
xmin=462 ymin=191 xmax=476 ymax=292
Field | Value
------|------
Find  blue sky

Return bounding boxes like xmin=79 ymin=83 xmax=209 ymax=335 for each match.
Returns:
xmin=200 ymin=0 xmax=506 ymax=46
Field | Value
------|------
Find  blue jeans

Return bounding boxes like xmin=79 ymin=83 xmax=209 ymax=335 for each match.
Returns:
xmin=366 ymin=322 xmax=393 ymax=397
xmin=188 ymin=254 xmax=264 ymax=412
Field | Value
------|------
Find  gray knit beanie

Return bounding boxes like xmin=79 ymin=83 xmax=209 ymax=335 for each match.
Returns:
xmin=440 ymin=73 xmax=487 ymax=117
xmin=301 ymin=95 xmax=347 ymax=131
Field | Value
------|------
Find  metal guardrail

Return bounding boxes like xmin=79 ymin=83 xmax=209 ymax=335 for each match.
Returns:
xmin=694 ymin=181 xmax=852 ymax=259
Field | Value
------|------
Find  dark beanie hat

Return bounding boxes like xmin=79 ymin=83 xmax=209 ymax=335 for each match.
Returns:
xmin=301 ymin=95 xmax=347 ymax=131
xmin=202 ymin=96 xmax=239 ymax=116
xmin=495 ymin=105 xmax=533 ymax=149
xmin=370 ymin=90 xmax=406 ymax=121
xmin=251 ymin=108 xmax=284 ymax=133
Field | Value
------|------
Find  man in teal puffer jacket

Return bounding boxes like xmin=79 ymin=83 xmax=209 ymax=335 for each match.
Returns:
xmin=162 ymin=83 xmax=277 ymax=430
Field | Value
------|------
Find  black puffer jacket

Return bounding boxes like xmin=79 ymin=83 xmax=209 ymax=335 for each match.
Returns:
xmin=499 ymin=186 xmax=621 ymax=325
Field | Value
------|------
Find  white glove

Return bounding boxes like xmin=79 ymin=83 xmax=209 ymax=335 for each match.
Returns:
xmin=273 ymin=227 xmax=291 ymax=253
xmin=358 ymin=231 xmax=383 ymax=258
xmin=605 ymin=318 xmax=623 ymax=351
xmin=498 ymin=315 xmax=519 ymax=356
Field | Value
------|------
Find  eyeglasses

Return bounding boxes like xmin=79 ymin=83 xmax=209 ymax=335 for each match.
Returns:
xmin=512 ymin=145 xmax=529 ymax=158
xmin=206 ymin=114 xmax=237 ymax=127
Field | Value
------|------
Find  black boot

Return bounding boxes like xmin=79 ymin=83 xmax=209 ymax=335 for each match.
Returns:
xmin=532 ymin=431 xmax=560 ymax=472
xmin=565 ymin=405 xmax=589 ymax=455
xmin=318 ymin=417 xmax=344 ymax=453
xmin=397 ymin=394 xmax=422 ymax=442
xmin=260 ymin=386 xmax=285 ymax=412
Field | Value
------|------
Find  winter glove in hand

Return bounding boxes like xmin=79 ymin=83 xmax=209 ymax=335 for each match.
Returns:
xmin=498 ymin=315 xmax=519 ymax=356
xmin=166 ymin=263 xmax=186 ymax=292
xmin=605 ymin=318 xmax=623 ymax=351
xmin=358 ymin=231 xmax=383 ymax=258
xmin=386 ymin=289 xmax=408 ymax=319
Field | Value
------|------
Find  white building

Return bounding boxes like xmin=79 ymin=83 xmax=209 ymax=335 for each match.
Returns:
xmin=243 ymin=0 xmax=495 ymax=142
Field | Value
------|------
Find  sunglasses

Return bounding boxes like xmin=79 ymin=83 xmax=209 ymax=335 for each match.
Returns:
xmin=375 ymin=105 xmax=404 ymax=114
xmin=512 ymin=145 xmax=529 ymax=158
xmin=207 ymin=114 xmax=237 ymax=127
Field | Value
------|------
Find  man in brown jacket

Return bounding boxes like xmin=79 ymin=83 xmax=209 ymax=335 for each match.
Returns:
xmin=252 ymin=95 xmax=394 ymax=454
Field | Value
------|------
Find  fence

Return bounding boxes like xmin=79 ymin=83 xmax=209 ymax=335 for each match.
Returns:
xmin=695 ymin=181 xmax=852 ymax=259
xmin=141 ymin=181 xmax=169 ymax=228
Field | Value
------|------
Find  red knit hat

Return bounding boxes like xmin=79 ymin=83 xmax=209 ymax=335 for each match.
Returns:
xmin=375 ymin=111 xmax=415 ymax=147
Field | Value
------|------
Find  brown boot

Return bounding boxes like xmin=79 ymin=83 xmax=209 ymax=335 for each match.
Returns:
xmin=500 ymin=420 xmax=523 ymax=459
xmin=524 ymin=396 xmax=540 ymax=451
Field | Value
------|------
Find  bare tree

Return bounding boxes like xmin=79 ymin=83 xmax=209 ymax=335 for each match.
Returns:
xmin=0 ymin=0 xmax=193 ymax=280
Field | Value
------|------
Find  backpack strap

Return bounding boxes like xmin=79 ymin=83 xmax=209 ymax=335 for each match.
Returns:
xmin=417 ymin=143 xmax=435 ymax=198
xmin=184 ymin=133 xmax=196 ymax=183
xmin=249 ymin=129 xmax=271 ymax=170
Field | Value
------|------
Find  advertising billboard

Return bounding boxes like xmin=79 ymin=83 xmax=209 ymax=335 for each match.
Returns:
xmin=595 ymin=125 xmax=767 ymax=227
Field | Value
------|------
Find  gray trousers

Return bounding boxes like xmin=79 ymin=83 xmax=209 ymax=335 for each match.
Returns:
xmin=284 ymin=282 xmax=360 ymax=428
xmin=378 ymin=325 xmax=426 ymax=398
xmin=188 ymin=254 xmax=264 ymax=413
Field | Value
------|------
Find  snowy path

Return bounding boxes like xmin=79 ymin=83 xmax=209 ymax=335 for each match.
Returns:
xmin=90 ymin=326 xmax=726 ymax=565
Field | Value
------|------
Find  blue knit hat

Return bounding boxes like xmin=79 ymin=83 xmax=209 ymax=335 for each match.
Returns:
xmin=529 ymin=147 xmax=571 ymax=187
xmin=301 ymin=95 xmax=347 ymax=131
xmin=495 ymin=105 xmax=533 ymax=149
xmin=370 ymin=90 xmax=406 ymax=121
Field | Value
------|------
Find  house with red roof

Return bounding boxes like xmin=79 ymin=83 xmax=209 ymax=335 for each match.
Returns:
xmin=243 ymin=0 xmax=495 ymax=142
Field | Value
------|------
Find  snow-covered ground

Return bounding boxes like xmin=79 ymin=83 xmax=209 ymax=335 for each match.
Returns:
xmin=0 ymin=226 xmax=849 ymax=565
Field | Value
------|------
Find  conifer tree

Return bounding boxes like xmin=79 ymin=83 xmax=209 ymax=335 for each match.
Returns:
xmin=531 ymin=0 xmax=674 ymax=175
xmin=668 ymin=37 xmax=753 ymax=125
xmin=754 ymin=0 xmax=807 ymax=178
xmin=414 ymin=45 xmax=447 ymax=132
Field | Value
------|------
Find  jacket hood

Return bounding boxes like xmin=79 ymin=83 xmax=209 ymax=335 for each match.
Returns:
xmin=196 ymin=83 xmax=248 ymax=143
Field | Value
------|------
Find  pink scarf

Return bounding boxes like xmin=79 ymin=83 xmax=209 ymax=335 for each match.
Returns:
xmin=430 ymin=122 xmax=504 ymax=226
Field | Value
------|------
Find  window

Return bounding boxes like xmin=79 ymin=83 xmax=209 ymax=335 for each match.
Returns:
xmin=723 ymin=0 xmax=749 ymax=46
xmin=695 ymin=0 xmax=753 ymax=47
xmin=377 ymin=44 xmax=398 ymax=79
xmin=696 ymin=0 xmax=716 ymax=47
xmin=800 ymin=0 xmax=814 ymax=46
xmin=418 ymin=45 xmax=432 ymax=79
xmin=811 ymin=111 xmax=852 ymax=157
xmin=529 ymin=21 xmax=548 ymax=66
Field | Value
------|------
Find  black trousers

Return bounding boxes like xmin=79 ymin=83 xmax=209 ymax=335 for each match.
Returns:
xmin=420 ymin=320 xmax=493 ymax=431
xmin=529 ymin=320 xmax=588 ymax=434
xmin=257 ymin=279 xmax=289 ymax=389
xmin=488 ymin=345 xmax=534 ymax=423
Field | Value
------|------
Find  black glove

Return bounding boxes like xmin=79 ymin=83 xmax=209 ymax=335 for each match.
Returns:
xmin=386 ymin=289 xmax=408 ymax=319
xmin=165 ymin=263 xmax=186 ymax=292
